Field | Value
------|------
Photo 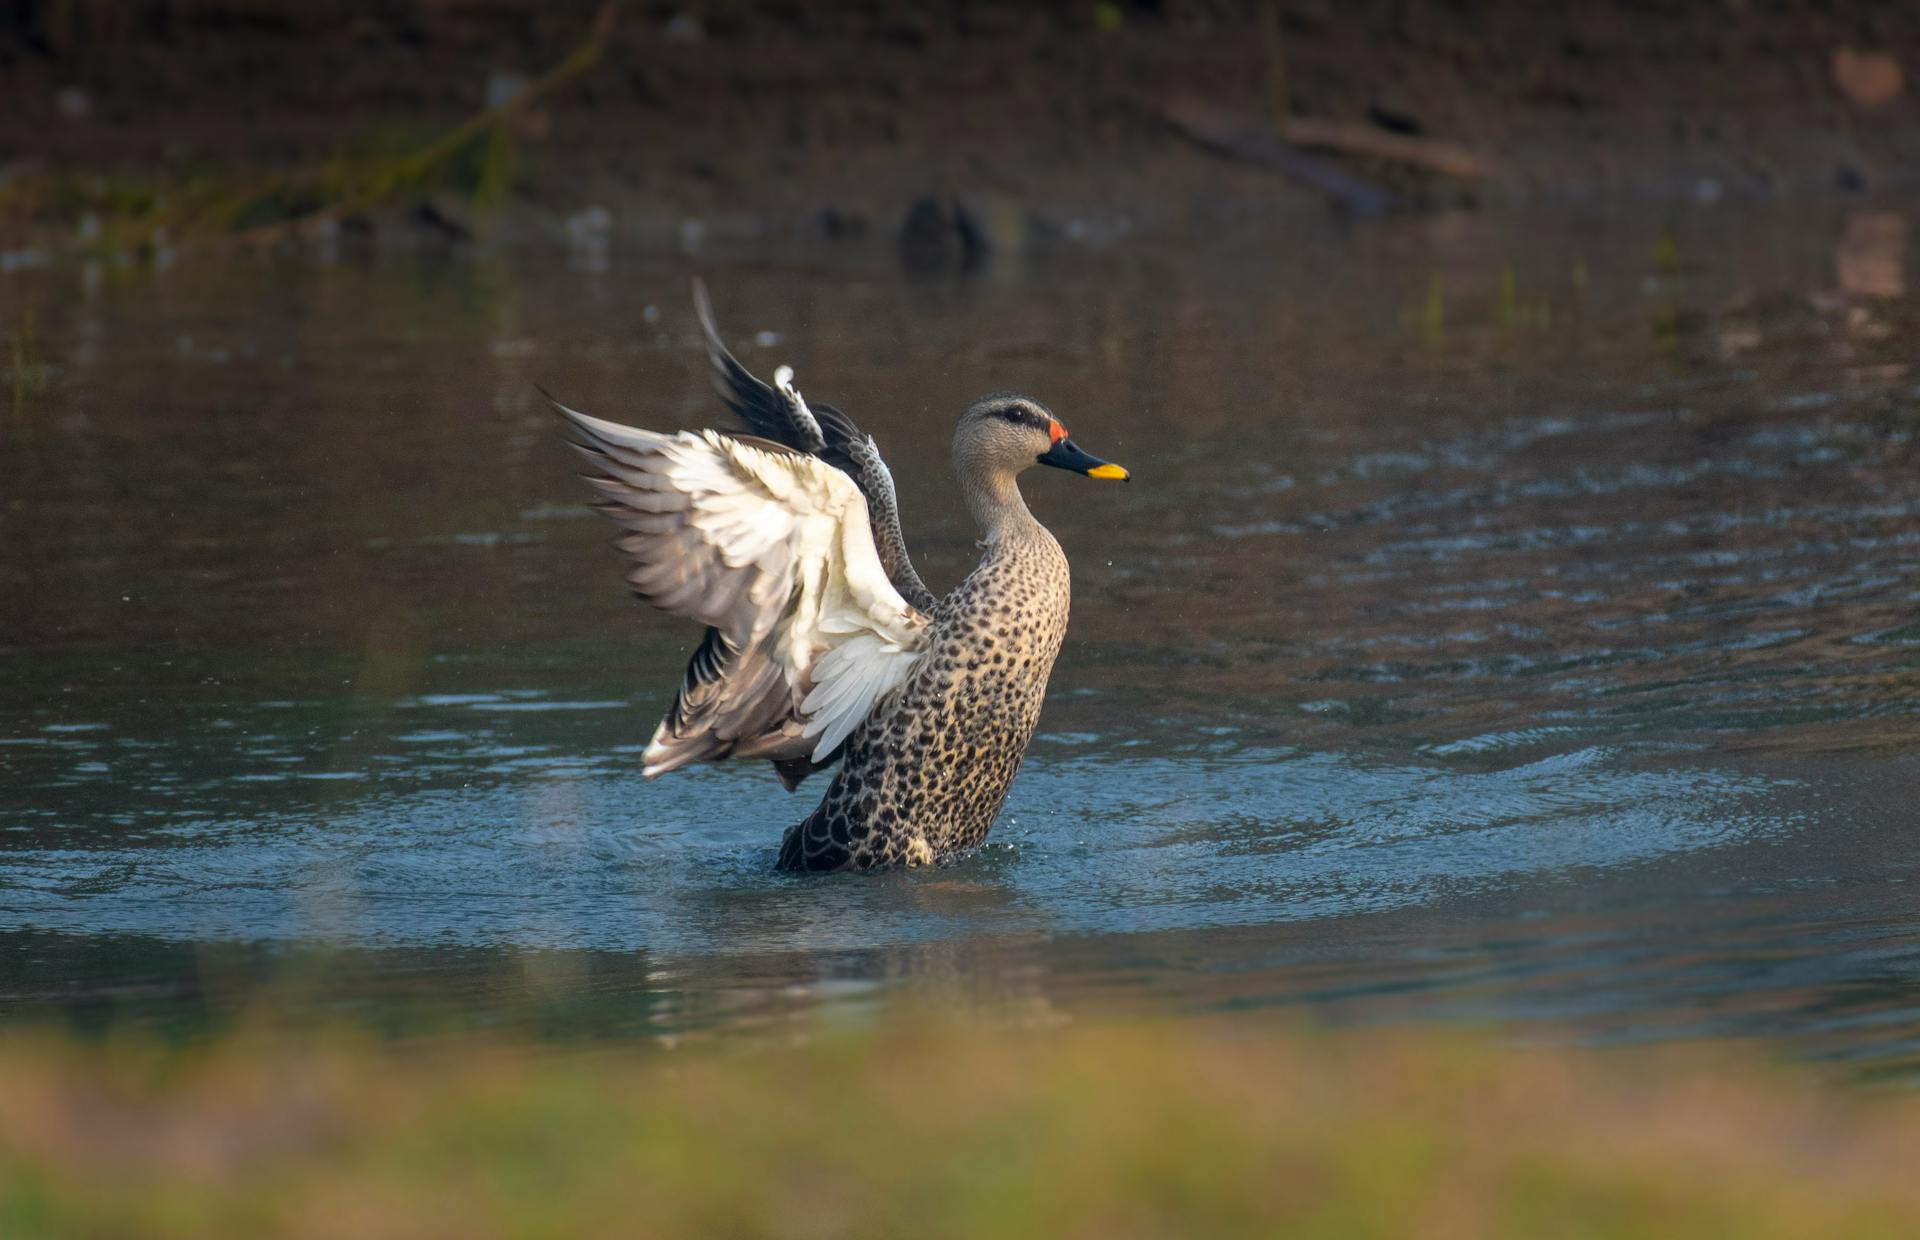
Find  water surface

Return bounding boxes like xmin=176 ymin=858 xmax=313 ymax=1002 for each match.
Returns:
xmin=3 ymin=204 xmax=1918 ymax=1067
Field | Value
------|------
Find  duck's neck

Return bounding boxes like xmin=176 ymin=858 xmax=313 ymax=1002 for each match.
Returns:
xmin=959 ymin=467 xmax=1040 ymax=543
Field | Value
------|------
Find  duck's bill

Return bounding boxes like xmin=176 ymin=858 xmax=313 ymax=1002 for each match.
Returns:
xmin=1038 ymin=438 xmax=1131 ymax=481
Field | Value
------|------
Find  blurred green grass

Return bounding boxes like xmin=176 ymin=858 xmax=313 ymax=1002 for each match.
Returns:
xmin=2 ymin=1015 xmax=1917 ymax=1238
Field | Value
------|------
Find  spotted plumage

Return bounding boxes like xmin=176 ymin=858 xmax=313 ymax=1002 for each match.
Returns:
xmin=554 ymin=283 xmax=1129 ymax=872
xmin=775 ymin=514 xmax=1070 ymax=870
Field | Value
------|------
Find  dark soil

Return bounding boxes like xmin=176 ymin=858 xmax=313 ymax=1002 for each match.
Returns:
xmin=4 ymin=1 xmax=1920 ymax=249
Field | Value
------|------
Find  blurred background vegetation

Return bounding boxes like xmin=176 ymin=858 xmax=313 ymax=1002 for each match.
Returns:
xmin=2 ymin=0 xmax=1917 ymax=257
xmin=7 ymin=1014 xmax=1920 ymax=1239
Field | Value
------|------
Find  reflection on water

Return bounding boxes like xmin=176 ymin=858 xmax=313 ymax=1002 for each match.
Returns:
xmin=2 ymin=202 xmax=1919 ymax=1071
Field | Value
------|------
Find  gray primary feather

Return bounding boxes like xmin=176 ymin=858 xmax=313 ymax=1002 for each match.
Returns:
xmin=554 ymin=392 xmax=929 ymax=787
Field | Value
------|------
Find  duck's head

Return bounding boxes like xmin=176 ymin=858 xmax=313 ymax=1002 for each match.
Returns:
xmin=953 ymin=393 xmax=1130 ymax=484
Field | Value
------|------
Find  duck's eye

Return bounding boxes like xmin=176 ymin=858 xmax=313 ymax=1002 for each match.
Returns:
xmin=999 ymin=409 xmax=1023 ymax=422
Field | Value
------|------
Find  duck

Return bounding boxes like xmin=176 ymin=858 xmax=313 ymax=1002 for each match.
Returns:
xmin=550 ymin=283 xmax=1129 ymax=871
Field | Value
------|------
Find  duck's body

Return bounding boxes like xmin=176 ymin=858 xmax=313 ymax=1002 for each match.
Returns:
xmin=555 ymin=285 xmax=1127 ymax=872
xmin=780 ymin=510 xmax=1070 ymax=870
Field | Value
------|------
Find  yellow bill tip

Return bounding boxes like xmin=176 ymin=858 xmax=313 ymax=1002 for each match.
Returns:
xmin=1087 ymin=463 xmax=1130 ymax=481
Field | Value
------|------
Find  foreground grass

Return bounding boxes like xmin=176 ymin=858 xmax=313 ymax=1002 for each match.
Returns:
xmin=1 ymin=1016 xmax=1915 ymax=1239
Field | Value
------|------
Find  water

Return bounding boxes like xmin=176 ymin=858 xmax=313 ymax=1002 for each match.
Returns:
xmin=3 ymin=204 xmax=1918 ymax=1068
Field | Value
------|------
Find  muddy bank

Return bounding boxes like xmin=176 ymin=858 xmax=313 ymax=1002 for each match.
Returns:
xmin=3 ymin=2 xmax=1920 ymax=252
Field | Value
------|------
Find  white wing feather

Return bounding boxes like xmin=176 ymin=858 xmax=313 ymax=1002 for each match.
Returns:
xmin=557 ymin=400 xmax=930 ymax=773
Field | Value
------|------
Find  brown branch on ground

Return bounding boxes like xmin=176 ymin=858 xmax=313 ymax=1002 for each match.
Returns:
xmin=1279 ymin=116 xmax=1489 ymax=181
xmin=1158 ymin=97 xmax=1396 ymax=217
xmin=1159 ymin=97 xmax=1492 ymax=206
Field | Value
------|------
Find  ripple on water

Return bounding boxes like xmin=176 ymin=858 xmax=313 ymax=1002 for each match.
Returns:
xmin=0 ymin=745 xmax=1801 ymax=955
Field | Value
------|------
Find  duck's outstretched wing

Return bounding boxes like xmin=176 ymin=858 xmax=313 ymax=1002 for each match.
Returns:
xmin=553 ymin=395 xmax=931 ymax=781
xmin=691 ymin=280 xmax=936 ymax=613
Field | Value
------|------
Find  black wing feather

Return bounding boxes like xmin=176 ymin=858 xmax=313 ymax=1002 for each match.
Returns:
xmin=688 ymin=280 xmax=935 ymax=612
xmin=691 ymin=278 xmax=825 ymax=454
